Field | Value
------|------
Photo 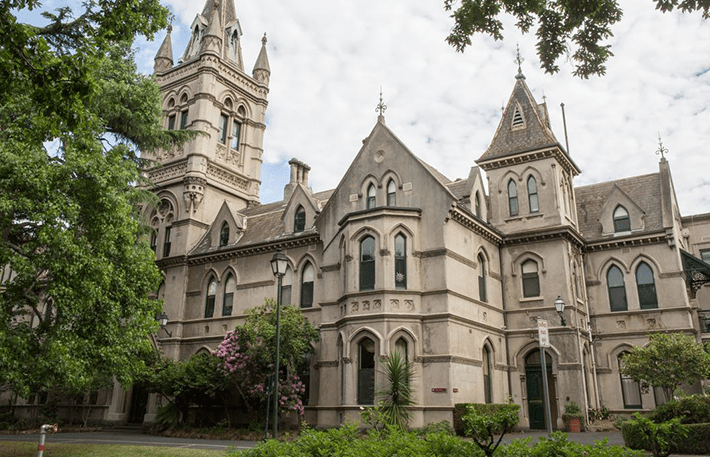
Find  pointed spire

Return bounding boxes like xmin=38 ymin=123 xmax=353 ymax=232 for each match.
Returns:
xmin=252 ymin=33 xmax=271 ymax=85
xmin=515 ymin=43 xmax=525 ymax=80
xmin=375 ymin=87 xmax=387 ymax=123
xmin=154 ymin=25 xmax=173 ymax=73
xmin=201 ymin=0 xmax=223 ymax=55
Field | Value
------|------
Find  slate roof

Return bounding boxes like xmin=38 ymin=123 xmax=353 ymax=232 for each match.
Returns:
xmin=575 ymin=173 xmax=663 ymax=240
xmin=477 ymin=78 xmax=560 ymax=163
xmin=446 ymin=179 xmax=470 ymax=200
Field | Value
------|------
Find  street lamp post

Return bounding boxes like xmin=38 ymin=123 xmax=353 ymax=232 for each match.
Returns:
xmin=269 ymin=251 xmax=288 ymax=439
xmin=538 ymin=296 xmax=566 ymax=435
xmin=157 ymin=311 xmax=172 ymax=337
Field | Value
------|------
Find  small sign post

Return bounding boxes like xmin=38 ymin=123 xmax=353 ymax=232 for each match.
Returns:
xmin=537 ymin=318 xmax=553 ymax=434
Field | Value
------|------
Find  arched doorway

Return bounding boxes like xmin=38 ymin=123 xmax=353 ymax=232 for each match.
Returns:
xmin=525 ymin=350 xmax=557 ymax=430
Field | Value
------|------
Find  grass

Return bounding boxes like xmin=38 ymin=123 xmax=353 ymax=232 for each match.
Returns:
xmin=0 ymin=441 xmax=226 ymax=457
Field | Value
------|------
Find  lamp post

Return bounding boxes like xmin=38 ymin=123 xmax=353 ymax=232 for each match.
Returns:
xmin=269 ymin=251 xmax=288 ymax=439
xmin=538 ymin=296 xmax=566 ymax=435
xmin=157 ymin=311 xmax=172 ymax=337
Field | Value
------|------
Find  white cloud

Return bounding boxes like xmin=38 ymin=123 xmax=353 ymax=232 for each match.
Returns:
xmin=110 ymin=0 xmax=710 ymax=214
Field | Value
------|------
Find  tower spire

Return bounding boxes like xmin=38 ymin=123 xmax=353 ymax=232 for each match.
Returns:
xmin=153 ymin=25 xmax=173 ymax=73
xmin=200 ymin=0 xmax=223 ymax=55
xmin=252 ymin=33 xmax=271 ymax=85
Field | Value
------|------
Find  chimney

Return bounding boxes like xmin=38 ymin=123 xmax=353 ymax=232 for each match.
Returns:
xmin=283 ymin=158 xmax=312 ymax=201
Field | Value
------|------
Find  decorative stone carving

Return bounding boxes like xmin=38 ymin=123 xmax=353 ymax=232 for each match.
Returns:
xmin=216 ymin=143 xmax=240 ymax=167
xmin=404 ymin=300 xmax=414 ymax=311
xmin=363 ymin=301 xmax=370 ymax=310
xmin=351 ymin=302 xmax=358 ymax=312
xmin=390 ymin=299 xmax=399 ymax=309
xmin=149 ymin=161 xmax=188 ymax=183
xmin=373 ymin=300 xmax=381 ymax=310
xmin=183 ymin=176 xmax=206 ymax=213
xmin=646 ymin=318 xmax=657 ymax=328
xmin=207 ymin=163 xmax=249 ymax=190
xmin=616 ymin=320 xmax=626 ymax=329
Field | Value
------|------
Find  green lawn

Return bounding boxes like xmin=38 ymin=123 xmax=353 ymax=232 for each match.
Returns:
xmin=0 ymin=442 xmax=226 ymax=457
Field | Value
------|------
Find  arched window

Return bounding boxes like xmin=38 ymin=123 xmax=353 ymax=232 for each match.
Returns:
xmin=294 ymin=206 xmax=306 ymax=233
xmin=219 ymin=113 xmax=229 ymax=144
xmin=527 ymin=176 xmax=539 ymax=213
xmin=483 ymin=346 xmax=492 ymax=403
xmin=522 ymin=260 xmax=540 ymax=297
xmin=301 ymin=262 xmax=314 ymax=308
xmin=150 ymin=230 xmax=157 ymax=253
xmin=618 ymin=352 xmax=642 ymax=408
xmin=205 ymin=277 xmax=217 ymax=318
xmin=163 ymin=226 xmax=172 ymax=257
xmin=508 ymin=179 xmax=518 ymax=217
xmin=357 ymin=338 xmax=375 ymax=405
xmin=478 ymin=254 xmax=487 ymax=302
xmin=387 ymin=180 xmax=396 ymax=206
xmin=607 ymin=265 xmax=627 ymax=311
xmin=231 ymin=120 xmax=241 ymax=150
xmin=220 ymin=222 xmax=230 ymax=247
xmin=395 ymin=337 xmax=408 ymax=360
xmin=223 ymin=274 xmax=235 ymax=316
xmin=360 ymin=236 xmax=375 ymax=291
xmin=367 ymin=184 xmax=376 ymax=209
xmin=280 ymin=267 xmax=292 ymax=305
xmin=636 ymin=262 xmax=658 ymax=309
xmin=394 ymin=233 xmax=406 ymax=290
xmin=475 ymin=192 xmax=482 ymax=218
xmin=613 ymin=206 xmax=631 ymax=233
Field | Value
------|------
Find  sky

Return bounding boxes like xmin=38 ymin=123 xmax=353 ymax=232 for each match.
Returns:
xmin=25 ymin=1 xmax=710 ymax=215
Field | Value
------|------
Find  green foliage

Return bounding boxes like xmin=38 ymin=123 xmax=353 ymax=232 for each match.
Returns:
xmin=621 ymin=413 xmax=688 ymax=457
xmin=649 ymin=394 xmax=710 ymax=424
xmin=461 ymin=402 xmax=520 ymax=456
xmin=411 ymin=420 xmax=455 ymax=437
xmin=620 ymin=333 xmax=710 ymax=401
xmin=453 ymin=402 xmax=517 ymax=436
xmin=444 ymin=0 xmax=710 ymax=78
xmin=498 ymin=431 xmax=644 ymax=457
xmin=377 ymin=351 xmax=415 ymax=430
xmin=0 ymin=1 xmax=193 ymax=398
xmin=359 ymin=402 xmax=390 ymax=431
xmin=588 ymin=405 xmax=611 ymax=423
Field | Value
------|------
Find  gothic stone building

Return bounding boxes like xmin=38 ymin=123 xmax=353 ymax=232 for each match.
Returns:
xmin=120 ymin=0 xmax=710 ymax=428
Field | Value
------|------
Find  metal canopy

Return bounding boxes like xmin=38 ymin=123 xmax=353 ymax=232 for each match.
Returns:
xmin=680 ymin=250 xmax=710 ymax=297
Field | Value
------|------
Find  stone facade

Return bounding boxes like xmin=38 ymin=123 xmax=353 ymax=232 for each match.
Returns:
xmin=44 ymin=0 xmax=710 ymax=428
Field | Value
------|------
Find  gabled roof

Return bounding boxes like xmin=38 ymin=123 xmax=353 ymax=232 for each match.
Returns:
xmin=477 ymin=77 xmax=561 ymax=163
xmin=575 ymin=172 xmax=662 ymax=240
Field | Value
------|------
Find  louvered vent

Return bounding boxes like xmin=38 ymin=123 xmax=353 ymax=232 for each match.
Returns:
xmin=512 ymin=106 xmax=525 ymax=127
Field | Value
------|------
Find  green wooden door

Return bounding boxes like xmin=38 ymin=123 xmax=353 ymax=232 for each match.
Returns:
xmin=526 ymin=366 xmax=545 ymax=429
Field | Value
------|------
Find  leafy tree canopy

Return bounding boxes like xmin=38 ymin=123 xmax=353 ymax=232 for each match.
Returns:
xmin=444 ymin=0 xmax=710 ymax=78
xmin=0 ymin=0 xmax=192 ymax=397
xmin=620 ymin=333 xmax=710 ymax=400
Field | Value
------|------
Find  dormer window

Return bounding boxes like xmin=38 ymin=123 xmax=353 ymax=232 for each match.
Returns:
xmin=219 ymin=222 xmax=230 ymax=247
xmin=366 ymin=184 xmax=376 ymax=209
xmin=613 ymin=206 xmax=631 ymax=233
xmin=294 ymin=206 xmax=306 ymax=233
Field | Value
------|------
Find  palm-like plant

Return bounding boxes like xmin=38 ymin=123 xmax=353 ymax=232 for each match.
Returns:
xmin=377 ymin=351 xmax=415 ymax=430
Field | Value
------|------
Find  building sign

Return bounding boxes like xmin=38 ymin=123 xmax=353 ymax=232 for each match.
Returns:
xmin=431 ymin=388 xmax=447 ymax=393
xmin=538 ymin=318 xmax=550 ymax=348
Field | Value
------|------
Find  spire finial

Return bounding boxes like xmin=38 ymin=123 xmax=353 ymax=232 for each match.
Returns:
xmin=376 ymin=86 xmax=387 ymax=121
xmin=262 ymin=33 xmax=267 ymax=45
xmin=167 ymin=24 xmax=172 ymax=34
xmin=515 ymin=43 xmax=525 ymax=80
xmin=655 ymin=133 xmax=669 ymax=160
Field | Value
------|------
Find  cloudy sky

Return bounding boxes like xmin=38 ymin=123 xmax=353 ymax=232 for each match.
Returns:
xmin=29 ymin=1 xmax=710 ymax=214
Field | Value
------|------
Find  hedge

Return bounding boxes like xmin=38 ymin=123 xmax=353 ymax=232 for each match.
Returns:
xmin=453 ymin=403 xmax=517 ymax=436
xmin=649 ymin=395 xmax=710 ymax=424
xmin=621 ymin=421 xmax=710 ymax=455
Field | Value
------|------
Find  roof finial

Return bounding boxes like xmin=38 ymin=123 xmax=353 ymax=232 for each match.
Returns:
xmin=655 ymin=133 xmax=669 ymax=160
xmin=376 ymin=86 xmax=387 ymax=122
xmin=261 ymin=33 xmax=267 ymax=45
xmin=515 ymin=43 xmax=525 ymax=80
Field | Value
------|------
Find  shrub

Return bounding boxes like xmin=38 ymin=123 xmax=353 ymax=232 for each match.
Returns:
xmin=649 ymin=394 xmax=710 ymax=424
xmin=498 ymin=431 xmax=644 ymax=457
xmin=453 ymin=403 xmax=517 ymax=436
xmin=461 ymin=402 xmax=520 ymax=456
xmin=412 ymin=420 xmax=455 ymax=437
xmin=621 ymin=413 xmax=687 ymax=457
xmin=589 ymin=405 xmax=611 ymax=423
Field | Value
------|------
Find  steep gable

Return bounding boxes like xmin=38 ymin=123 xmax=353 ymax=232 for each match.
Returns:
xmin=189 ymin=201 xmax=246 ymax=254
xmin=282 ymin=184 xmax=320 ymax=234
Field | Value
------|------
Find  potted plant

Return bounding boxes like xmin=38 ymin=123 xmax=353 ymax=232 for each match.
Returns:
xmin=562 ymin=401 xmax=585 ymax=432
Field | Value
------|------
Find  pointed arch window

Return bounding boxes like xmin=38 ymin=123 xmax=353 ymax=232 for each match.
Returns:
xmin=163 ymin=226 xmax=172 ymax=257
xmin=508 ymin=179 xmax=519 ymax=217
xmin=280 ymin=267 xmax=292 ymax=306
xmin=636 ymin=262 xmax=658 ymax=309
xmin=395 ymin=337 xmax=408 ymax=360
xmin=301 ymin=262 xmax=314 ymax=308
xmin=220 ymin=222 xmax=230 ymax=247
xmin=478 ymin=253 xmax=487 ymax=302
xmin=167 ymin=114 xmax=176 ymax=130
xmin=205 ymin=277 xmax=217 ymax=318
xmin=483 ymin=346 xmax=492 ymax=403
xmin=527 ymin=176 xmax=539 ymax=213
xmin=387 ymin=180 xmax=396 ymax=206
xmin=150 ymin=230 xmax=157 ymax=253
xmin=231 ymin=120 xmax=241 ymax=150
xmin=618 ymin=352 xmax=642 ymax=408
xmin=223 ymin=274 xmax=235 ymax=316
xmin=607 ymin=265 xmax=627 ymax=311
xmin=357 ymin=338 xmax=375 ymax=405
xmin=367 ymin=184 xmax=376 ymax=209
xmin=219 ymin=114 xmax=229 ymax=144
xmin=294 ymin=206 xmax=306 ymax=233
xmin=613 ymin=206 xmax=631 ymax=233
xmin=394 ymin=233 xmax=407 ymax=289
xmin=475 ymin=192 xmax=482 ymax=218
xmin=522 ymin=260 xmax=540 ymax=298
xmin=360 ymin=236 xmax=375 ymax=291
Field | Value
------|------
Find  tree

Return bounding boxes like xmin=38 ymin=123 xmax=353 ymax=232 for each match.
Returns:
xmin=214 ymin=299 xmax=320 ymax=417
xmin=461 ymin=402 xmax=520 ymax=457
xmin=377 ymin=351 xmax=415 ymax=430
xmin=0 ymin=1 xmax=191 ymax=398
xmin=444 ymin=0 xmax=710 ymax=78
xmin=620 ymin=333 xmax=710 ymax=401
